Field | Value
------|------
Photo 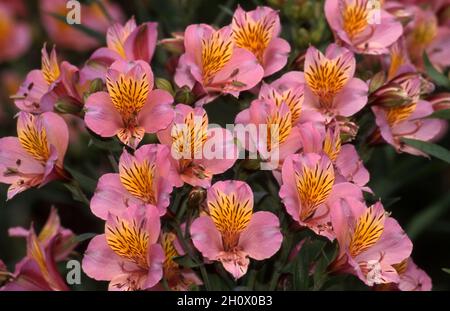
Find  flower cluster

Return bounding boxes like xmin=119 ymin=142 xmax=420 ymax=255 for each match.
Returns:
xmin=2 ymin=1 xmax=449 ymax=291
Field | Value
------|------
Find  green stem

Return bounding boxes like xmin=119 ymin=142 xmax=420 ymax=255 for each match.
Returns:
xmin=268 ymin=229 xmax=294 ymax=290
xmin=172 ymin=224 xmax=212 ymax=290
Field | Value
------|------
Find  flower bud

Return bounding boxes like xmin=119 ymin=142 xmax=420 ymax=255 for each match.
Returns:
xmin=54 ymin=97 xmax=83 ymax=115
xmin=155 ymin=78 xmax=175 ymax=95
xmin=89 ymin=78 xmax=104 ymax=94
xmin=188 ymin=187 xmax=206 ymax=209
xmin=369 ymin=71 xmax=386 ymax=93
xmin=428 ymin=92 xmax=450 ymax=111
xmin=175 ymin=86 xmax=195 ymax=105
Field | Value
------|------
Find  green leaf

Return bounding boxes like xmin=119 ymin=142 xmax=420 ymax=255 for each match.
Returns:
xmin=64 ymin=166 xmax=97 ymax=195
xmin=88 ymin=136 xmax=123 ymax=152
xmin=442 ymin=268 xmax=450 ymax=274
xmin=313 ymin=242 xmax=338 ymax=290
xmin=407 ymin=191 xmax=450 ymax=239
xmin=59 ymin=233 xmax=96 ymax=255
xmin=428 ymin=109 xmax=450 ymax=120
xmin=402 ymin=138 xmax=450 ymax=164
xmin=173 ymin=255 xmax=202 ymax=268
xmin=47 ymin=12 xmax=105 ymax=43
xmin=292 ymin=238 xmax=327 ymax=290
xmin=423 ymin=52 xmax=450 ymax=89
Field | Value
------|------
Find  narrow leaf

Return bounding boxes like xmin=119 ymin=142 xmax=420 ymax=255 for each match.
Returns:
xmin=402 ymin=138 xmax=450 ymax=164
xmin=423 ymin=52 xmax=450 ymax=88
xmin=428 ymin=109 xmax=450 ymax=120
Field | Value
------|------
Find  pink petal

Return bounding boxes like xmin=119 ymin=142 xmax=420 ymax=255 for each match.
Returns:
xmin=84 ymin=92 xmax=123 ymax=137
xmin=124 ymin=22 xmax=158 ymax=62
xmin=239 ymin=211 xmax=282 ymax=260
xmin=138 ymin=89 xmax=174 ymax=133
xmin=82 ymin=234 xmax=124 ymax=281
xmin=190 ymin=216 xmax=223 ymax=260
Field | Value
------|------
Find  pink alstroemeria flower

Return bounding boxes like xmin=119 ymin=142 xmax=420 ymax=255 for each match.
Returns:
xmin=258 ymin=71 xmax=325 ymax=125
xmin=82 ymin=205 xmax=165 ymax=291
xmin=0 ymin=112 xmax=69 ymax=200
xmin=84 ymin=59 xmax=174 ymax=148
xmin=1 ymin=208 xmax=75 ymax=291
xmin=154 ymin=232 xmax=202 ymax=291
xmin=302 ymin=44 xmax=368 ymax=121
xmin=40 ymin=0 xmax=124 ymax=52
xmin=299 ymin=122 xmax=370 ymax=189
xmin=403 ymin=4 xmax=450 ymax=71
xmin=91 ymin=144 xmax=181 ymax=219
xmin=396 ymin=258 xmax=432 ymax=291
xmin=231 ymin=5 xmax=290 ymax=77
xmin=190 ymin=180 xmax=282 ymax=279
xmin=235 ymin=98 xmax=302 ymax=170
xmin=279 ymin=153 xmax=363 ymax=239
xmin=157 ymin=104 xmax=237 ymax=188
xmin=174 ymin=24 xmax=264 ymax=105
xmin=14 ymin=44 xmax=63 ymax=113
xmin=0 ymin=2 xmax=31 ymax=62
xmin=372 ymin=73 xmax=442 ymax=156
xmin=325 ymin=0 xmax=403 ymax=54
xmin=330 ymin=198 xmax=413 ymax=286
xmin=82 ymin=17 xmax=158 ymax=81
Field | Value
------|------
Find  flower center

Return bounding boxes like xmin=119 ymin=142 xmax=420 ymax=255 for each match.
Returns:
xmin=266 ymin=109 xmax=292 ymax=152
xmin=107 ymin=22 xmax=136 ymax=58
xmin=349 ymin=205 xmax=385 ymax=257
xmin=119 ymin=159 xmax=157 ymax=204
xmin=295 ymin=160 xmax=335 ymax=221
xmin=208 ymin=190 xmax=252 ymax=251
xmin=106 ymin=70 xmax=150 ymax=124
xmin=264 ymin=88 xmax=303 ymax=124
xmin=41 ymin=48 xmax=60 ymax=85
xmin=171 ymin=111 xmax=208 ymax=160
xmin=305 ymin=51 xmax=352 ymax=107
xmin=18 ymin=114 xmax=50 ymax=163
xmin=342 ymin=0 xmax=369 ymax=40
xmin=232 ymin=14 xmax=275 ymax=63
xmin=323 ymin=129 xmax=342 ymax=162
xmin=106 ymin=217 xmax=149 ymax=269
xmin=385 ymin=103 xmax=417 ymax=126
xmin=411 ymin=19 xmax=437 ymax=48
xmin=201 ymin=31 xmax=233 ymax=85
xmin=0 ymin=10 xmax=12 ymax=47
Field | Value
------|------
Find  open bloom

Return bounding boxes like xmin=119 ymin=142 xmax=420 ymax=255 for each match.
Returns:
xmin=91 ymin=144 xmax=181 ymax=219
xmin=14 ymin=45 xmax=63 ymax=113
xmin=82 ymin=204 xmax=165 ymax=291
xmin=156 ymin=232 xmax=202 ymax=290
xmin=231 ymin=5 xmax=290 ymax=77
xmin=190 ymin=180 xmax=282 ymax=279
xmin=0 ymin=2 xmax=31 ymax=62
xmin=302 ymin=44 xmax=368 ymax=120
xmin=325 ymin=0 xmax=403 ymax=54
xmin=395 ymin=258 xmax=432 ymax=291
xmin=372 ymin=72 xmax=442 ymax=156
xmin=0 ymin=112 xmax=69 ymax=200
xmin=1 ymin=208 xmax=75 ymax=291
xmin=40 ymin=0 xmax=124 ymax=52
xmin=85 ymin=59 xmax=174 ymax=148
xmin=235 ymin=98 xmax=302 ymax=170
xmin=299 ymin=122 xmax=370 ymax=189
xmin=174 ymin=24 xmax=264 ymax=105
xmin=279 ymin=153 xmax=363 ymax=239
xmin=157 ymin=104 xmax=237 ymax=188
xmin=330 ymin=198 xmax=413 ymax=286
xmin=82 ymin=17 xmax=158 ymax=81
xmin=258 ymin=71 xmax=325 ymax=125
